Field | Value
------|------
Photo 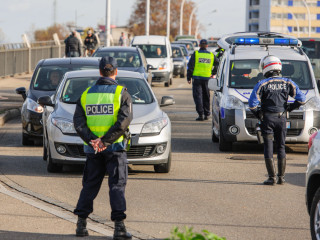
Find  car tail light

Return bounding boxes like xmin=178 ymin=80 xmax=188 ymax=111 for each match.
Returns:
xmin=308 ymin=131 xmax=319 ymax=150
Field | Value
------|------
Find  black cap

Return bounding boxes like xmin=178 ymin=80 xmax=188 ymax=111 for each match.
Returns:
xmin=99 ymin=56 xmax=118 ymax=71
xmin=199 ymin=39 xmax=208 ymax=45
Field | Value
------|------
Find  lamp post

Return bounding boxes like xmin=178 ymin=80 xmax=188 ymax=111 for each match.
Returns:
xmin=302 ymin=0 xmax=311 ymax=37
xmin=105 ymin=0 xmax=111 ymax=46
xmin=146 ymin=0 xmax=150 ymax=35
xmin=188 ymin=7 xmax=198 ymax=35
xmin=194 ymin=9 xmax=217 ymax=37
xmin=167 ymin=0 xmax=170 ymax=39
xmin=179 ymin=0 xmax=186 ymax=36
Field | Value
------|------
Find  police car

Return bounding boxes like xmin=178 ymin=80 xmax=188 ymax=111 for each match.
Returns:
xmin=208 ymin=32 xmax=320 ymax=151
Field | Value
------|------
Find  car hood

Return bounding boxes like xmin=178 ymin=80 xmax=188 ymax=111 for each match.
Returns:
xmin=118 ymin=67 xmax=142 ymax=73
xmin=145 ymin=58 xmax=165 ymax=69
xmin=54 ymin=101 xmax=164 ymax=130
xmin=28 ymin=89 xmax=55 ymax=101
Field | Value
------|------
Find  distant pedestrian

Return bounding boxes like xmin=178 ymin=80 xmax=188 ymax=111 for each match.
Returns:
xmin=187 ymin=39 xmax=219 ymax=121
xmin=119 ymin=32 xmax=127 ymax=47
xmin=65 ymin=30 xmax=81 ymax=57
xmin=127 ymin=33 xmax=133 ymax=46
xmin=84 ymin=30 xmax=98 ymax=56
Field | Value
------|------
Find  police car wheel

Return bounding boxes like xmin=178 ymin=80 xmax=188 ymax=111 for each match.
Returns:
xmin=310 ymin=187 xmax=320 ymax=240
xmin=47 ymin=144 xmax=63 ymax=173
xmin=154 ymin=150 xmax=171 ymax=173
xmin=219 ymin=124 xmax=232 ymax=151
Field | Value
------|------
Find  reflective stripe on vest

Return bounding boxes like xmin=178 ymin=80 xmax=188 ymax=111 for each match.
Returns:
xmin=193 ymin=51 xmax=214 ymax=78
xmin=80 ymin=85 xmax=124 ymax=146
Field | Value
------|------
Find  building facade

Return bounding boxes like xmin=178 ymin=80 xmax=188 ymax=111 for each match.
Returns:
xmin=246 ymin=0 xmax=320 ymax=38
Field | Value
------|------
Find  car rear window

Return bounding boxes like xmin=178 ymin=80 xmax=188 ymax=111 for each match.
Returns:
xmin=93 ymin=51 xmax=142 ymax=68
xmin=228 ymin=60 xmax=313 ymax=90
xmin=133 ymin=45 xmax=167 ymax=58
xmin=32 ymin=65 xmax=98 ymax=91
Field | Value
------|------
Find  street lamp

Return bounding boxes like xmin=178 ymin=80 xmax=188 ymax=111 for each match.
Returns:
xmin=276 ymin=5 xmax=300 ymax=37
xmin=194 ymin=9 xmax=217 ymax=37
xmin=105 ymin=0 xmax=111 ymax=46
xmin=302 ymin=0 xmax=311 ymax=37
xmin=179 ymin=0 xmax=186 ymax=36
xmin=146 ymin=0 xmax=150 ymax=36
xmin=188 ymin=7 xmax=198 ymax=35
xmin=167 ymin=0 xmax=170 ymax=39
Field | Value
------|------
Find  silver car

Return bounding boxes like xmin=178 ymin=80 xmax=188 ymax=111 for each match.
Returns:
xmin=39 ymin=70 xmax=174 ymax=173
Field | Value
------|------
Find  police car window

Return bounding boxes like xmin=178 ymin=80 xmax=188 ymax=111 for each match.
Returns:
xmin=62 ymin=77 xmax=99 ymax=103
xmin=117 ymin=77 xmax=153 ymax=104
xmin=133 ymin=45 xmax=167 ymax=58
xmin=301 ymin=40 xmax=320 ymax=59
xmin=219 ymin=59 xmax=226 ymax=87
xmin=32 ymin=65 xmax=98 ymax=91
xmin=229 ymin=60 xmax=312 ymax=90
xmin=93 ymin=51 xmax=142 ymax=68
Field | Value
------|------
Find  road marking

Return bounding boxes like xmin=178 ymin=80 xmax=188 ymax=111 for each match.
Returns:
xmin=0 ymin=182 xmax=115 ymax=237
xmin=0 ymin=96 xmax=9 ymax=100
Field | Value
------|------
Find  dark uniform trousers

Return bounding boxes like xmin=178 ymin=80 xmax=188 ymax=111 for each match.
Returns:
xmin=74 ymin=151 xmax=128 ymax=221
xmin=261 ymin=113 xmax=287 ymax=160
xmin=192 ymin=79 xmax=210 ymax=117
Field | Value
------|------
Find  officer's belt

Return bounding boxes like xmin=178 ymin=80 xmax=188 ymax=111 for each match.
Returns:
xmin=263 ymin=112 xmax=283 ymax=117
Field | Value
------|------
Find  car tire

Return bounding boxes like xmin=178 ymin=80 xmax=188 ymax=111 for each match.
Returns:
xmin=43 ymin=132 xmax=47 ymax=161
xmin=180 ymin=68 xmax=186 ymax=78
xmin=310 ymin=187 xmax=320 ymax=240
xmin=47 ymin=144 xmax=62 ymax=173
xmin=22 ymin=133 xmax=33 ymax=146
xmin=170 ymin=77 xmax=173 ymax=85
xmin=219 ymin=122 xmax=232 ymax=151
xmin=154 ymin=150 xmax=171 ymax=173
xmin=165 ymin=81 xmax=170 ymax=87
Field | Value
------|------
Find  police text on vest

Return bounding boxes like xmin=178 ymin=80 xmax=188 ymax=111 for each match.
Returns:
xmin=86 ymin=104 xmax=114 ymax=115
xmin=198 ymin=58 xmax=211 ymax=63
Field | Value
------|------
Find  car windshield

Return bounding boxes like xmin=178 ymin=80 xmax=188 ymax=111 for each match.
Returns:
xmin=229 ymin=60 xmax=313 ymax=90
xmin=93 ymin=51 xmax=142 ymax=68
xmin=134 ymin=45 xmax=167 ymax=58
xmin=32 ymin=65 xmax=98 ymax=91
xmin=179 ymin=46 xmax=188 ymax=56
xmin=175 ymin=42 xmax=194 ymax=51
xmin=61 ymin=77 xmax=154 ymax=104
xmin=172 ymin=47 xmax=183 ymax=58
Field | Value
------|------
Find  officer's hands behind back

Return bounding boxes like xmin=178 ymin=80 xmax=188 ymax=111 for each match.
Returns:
xmin=90 ymin=138 xmax=107 ymax=153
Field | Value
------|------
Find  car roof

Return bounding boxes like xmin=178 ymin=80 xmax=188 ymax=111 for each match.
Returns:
xmin=41 ymin=57 xmax=100 ymax=66
xmin=132 ymin=35 xmax=167 ymax=45
xmin=64 ymin=69 xmax=144 ymax=79
xmin=229 ymin=45 xmax=308 ymax=61
xmin=96 ymin=47 xmax=139 ymax=52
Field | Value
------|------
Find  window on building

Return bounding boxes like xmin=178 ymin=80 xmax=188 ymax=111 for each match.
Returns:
xmin=318 ymin=1 xmax=320 ymax=7
xmin=288 ymin=13 xmax=292 ymax=19
xmin=317 ymin=14 xmax=320 ymax=20
xmin=288 ymin=0 xmax=293 ymax=6
xmin=288 ymin=26 xmax=293 ymax=32
xmin=317 ymin=27 xmax=320 ymax=33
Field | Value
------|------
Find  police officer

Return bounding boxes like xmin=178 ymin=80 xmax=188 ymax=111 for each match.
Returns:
xmin=249 ymin=55 xmax=306 ymax=185
xmin=215 ymin=44 xmax=225 ymax=60
xmin=187 ymin=39 xmax=219 ymax=121
xmin=73 ymin=56 xmax=133 ymax=239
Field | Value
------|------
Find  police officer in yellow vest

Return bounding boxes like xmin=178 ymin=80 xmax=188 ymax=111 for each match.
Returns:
xmin=73 ymin=56 xmax=133 ymax=240
xmin=187 ymin=39 xmax=219 ymax=121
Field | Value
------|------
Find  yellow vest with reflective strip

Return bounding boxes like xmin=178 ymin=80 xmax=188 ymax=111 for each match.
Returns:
xmin=80 ymin=84 xmax=124 ymax=146
xmin=193 ymin=51 xmax=214 ymax=78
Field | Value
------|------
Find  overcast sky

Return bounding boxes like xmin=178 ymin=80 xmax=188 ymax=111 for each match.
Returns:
xmin=1 ymin=0 xmax=246 ymax=43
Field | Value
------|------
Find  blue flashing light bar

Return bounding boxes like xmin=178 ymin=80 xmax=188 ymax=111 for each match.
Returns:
xmin=234 ymin=37 xmax=299 ymax=46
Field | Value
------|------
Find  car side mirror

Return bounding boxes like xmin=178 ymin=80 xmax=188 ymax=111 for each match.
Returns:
xmin=38 ymin=96 xmax=55 ymax=107
xmin=147 ymin=64 xmax=154 ymax=71
xmin=160 ymin=96 xmax=175 ymax=107
xmin=208 ymin=78 xmax=221 ymax=92
xmin=16 ymin=87 xmax=27 ymax=100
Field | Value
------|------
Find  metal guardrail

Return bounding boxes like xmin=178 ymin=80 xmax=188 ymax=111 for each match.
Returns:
xmin=0 ymin=40 xmax=65 ymax=78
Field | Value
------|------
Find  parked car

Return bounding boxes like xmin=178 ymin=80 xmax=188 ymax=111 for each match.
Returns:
xmin=172 ymin=41 xmax=195 ymax=55
xmin=92 ymin=46 xmax=152 ymax=84
xmin=38 ymin=70 xmax=174 ymax=173
xmin=16 ymin=58 xmax=100 ymax=146
xmin=171 ymin=45 xmax=187 ymax=78
xmin=306 ymin=130 xmax=320 ymax=239
xmin=131 ymin=35 xmax=173 ymax=87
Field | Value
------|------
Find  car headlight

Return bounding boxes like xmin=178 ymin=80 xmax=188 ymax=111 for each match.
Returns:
xmin=51 ymin=118 xmax=76 ymax=134
xmin=26 ymin=98 xmax=43 ymax=113
xmin=221 ymin=95 xmax=244 ymax=110
xmin=300 ymin=97 xmax=320 ymax=111
xmin=159 ymin=62 xmax=167 ymax=70
xmin=141 ymin=117 xmax=168 ymax=136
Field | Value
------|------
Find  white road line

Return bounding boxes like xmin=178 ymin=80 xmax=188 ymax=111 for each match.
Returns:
xmin=177 ymin=84 xmax=185 ymax=88
xmin=0 ymin=182 xmax=114 ymax=237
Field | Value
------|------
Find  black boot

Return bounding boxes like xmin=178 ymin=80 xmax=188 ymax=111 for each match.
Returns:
xmin=76 ymin=217 xmax=89 ymax=237
xmin=113 ymin=220 xmax=132 ymax=240
xmin=264 ymin=158 xmax=276 ymax=185
xmin=277 ymin=158 xmax=286 ymax=185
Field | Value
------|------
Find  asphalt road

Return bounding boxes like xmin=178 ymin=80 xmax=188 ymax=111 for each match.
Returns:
xmin=0 ymin=76 xmax=311 ymax=239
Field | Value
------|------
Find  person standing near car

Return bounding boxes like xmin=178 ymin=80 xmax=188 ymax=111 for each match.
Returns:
xmin=249 ymin=55 xmax=306 ymax=185
xmin=73 ymin=56 xmax=133 ymax=239
xmin=65 ymin=30 xmax=81 ymax=57
xmin=187 ymin=39 xmax=219 ymax=121
xmin=84 ymin=30 xmax=98 ymax=56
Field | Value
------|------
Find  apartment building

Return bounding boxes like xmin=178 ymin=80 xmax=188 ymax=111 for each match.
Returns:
xmin=246 ymin=0 xmax=320 ymax=37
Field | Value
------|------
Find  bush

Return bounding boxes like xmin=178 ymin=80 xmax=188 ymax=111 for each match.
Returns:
xmin=166 ymin=227 xmax=226 ymax=240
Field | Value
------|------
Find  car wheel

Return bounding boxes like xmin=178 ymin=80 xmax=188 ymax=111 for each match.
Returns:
xmin=219 ymin=122 xmax=232 ymax=151
xmin=164 ymin=81 xmax=170 ymax=87
xmin=154 ymin=150 xmax=171 ymax=173
xmin=22 ymin=133 xmax=33 ymax=146
xmin=47 ymin=144 xmax=62 ymax=173
xmin=211 ymin=128 xmax=219 ymax=143
xmin=180 ymin=68 xmax=186 ymax=78
xmin=310 ymin=187 xmax=320 ymax=240
xmin=170 ymin=77 xmax=173 ymax=85
xmin=43 ymin=133 xmax=47 ymax=161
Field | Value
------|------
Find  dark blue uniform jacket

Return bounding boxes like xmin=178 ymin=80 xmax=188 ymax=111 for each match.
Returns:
xmin=249 ymin=77 xmax=306 ymax=113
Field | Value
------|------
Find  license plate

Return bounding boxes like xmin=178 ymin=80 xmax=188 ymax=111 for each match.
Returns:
xmin=286 ymin=122 xmax=291 ymax=129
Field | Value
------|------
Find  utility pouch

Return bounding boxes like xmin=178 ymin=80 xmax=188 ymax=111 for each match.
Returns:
xmin=256 ymin=122 xmax=264 ymax=144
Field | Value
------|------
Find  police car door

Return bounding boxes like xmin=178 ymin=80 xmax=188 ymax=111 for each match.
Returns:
xmin=212 ymin=56 xmax=227 ymax=131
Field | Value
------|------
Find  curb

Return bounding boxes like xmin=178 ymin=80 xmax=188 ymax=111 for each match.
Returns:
xmin=0 ymin=108 xmax=21 ymax=126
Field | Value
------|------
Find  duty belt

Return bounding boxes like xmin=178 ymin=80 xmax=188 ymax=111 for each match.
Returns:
xmin=264 ymin=112 xmax=284 ymax=117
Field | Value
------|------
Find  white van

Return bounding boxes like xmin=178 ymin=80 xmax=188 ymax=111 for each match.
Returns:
xmin=131 ymin=35 xmax=173 ymax=87
xmin=208 ymin=32 xmax=320 ymax=151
